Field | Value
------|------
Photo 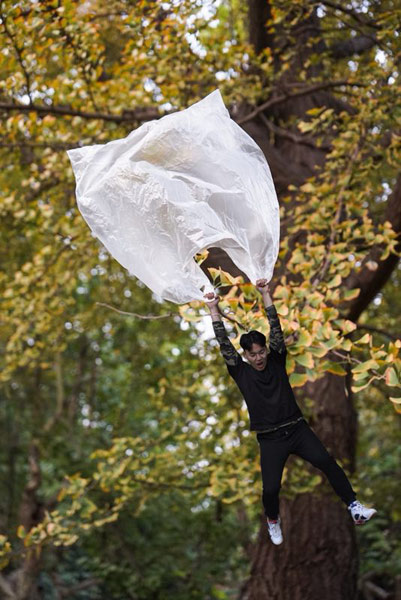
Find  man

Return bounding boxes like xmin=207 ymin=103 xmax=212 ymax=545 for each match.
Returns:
xmin=205 ymin=278 xmax=376 ymax=545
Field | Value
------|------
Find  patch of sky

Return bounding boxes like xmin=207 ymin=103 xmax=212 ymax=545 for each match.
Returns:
xmin=160 ymin=101 xmax=174 ymax=112
xmin=357 ymin=1 xmax=369 ymax=13
xmin=348 ymin=60 xmax=357 ymax=72
xmin=185 ymin=32 xmax=207 ymax=58
xmin=215 ymin=68 xmax=236 ymax=81
xmin=200 ymin=425 xmax=212 ymax=438
xmin=375 ymin=50 xmax=387 ymax=66
xmin=373 ymin=294 xmax=382 ymax=306
xmin=375 ymin=181 xmax=391 ymax=203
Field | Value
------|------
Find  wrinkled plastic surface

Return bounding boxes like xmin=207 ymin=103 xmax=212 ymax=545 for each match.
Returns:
xmin=67 ymin=89 xmax=280 ymax=304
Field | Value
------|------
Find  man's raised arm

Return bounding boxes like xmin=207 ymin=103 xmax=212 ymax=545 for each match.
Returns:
xmin=204 ymin=293 xmax=242 ymax=367
xmin=256 ymin=279 xmax=286 ymax=354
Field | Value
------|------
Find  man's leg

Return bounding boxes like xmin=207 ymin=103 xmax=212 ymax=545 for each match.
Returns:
xmin=291 ymin=421 xmax=356 ymax=506
xmin=258 ymin=435 xmax=291 ymax=519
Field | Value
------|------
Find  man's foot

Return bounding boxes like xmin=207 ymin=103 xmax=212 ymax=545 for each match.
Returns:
xmin=266 ymin=516 xmax=283 ymax=545
xmin=348 ymin=500 xmax=377 ymax=525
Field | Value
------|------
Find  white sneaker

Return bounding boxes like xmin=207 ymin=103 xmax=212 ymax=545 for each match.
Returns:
xmin=348 ymin=500 xmax=377 ymax=525
xmin=267 ymin=516 xmax=283 ymax=545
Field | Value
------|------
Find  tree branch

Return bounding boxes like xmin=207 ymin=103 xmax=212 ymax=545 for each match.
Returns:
xmin=0 ymin=141 xmax=76 ymax=150
xmin=237 ymin=80 xmax=367 ymax=125
xmin=258 ymin=111 xmax=331 ymax=151
xmin=321 ymin=1 xmax=380 ymax=29
xmin=0 ymin=102 xmax=161 ymax=123
xmin=329 ymin=36 xmax=377 ymax=59
xmin=357 ymin=325 xmax=397 ymax=342
xmin=55 ymin=577 xmax=101 ymax=599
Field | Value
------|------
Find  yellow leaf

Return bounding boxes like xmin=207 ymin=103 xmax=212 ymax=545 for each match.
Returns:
xmin=17 ymin=525 xmax=26 ymax=539
xmin=327 ymin=274 xmax=342 ymax=288
xmin=340 ymin=320 xmax=357 ymax=334
xmin=354 ymin=333 xmax=371 ymax=345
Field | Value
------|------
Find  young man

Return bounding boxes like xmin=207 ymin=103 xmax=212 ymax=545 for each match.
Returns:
xmin=205 ymin=279 xmax=376 ymax=545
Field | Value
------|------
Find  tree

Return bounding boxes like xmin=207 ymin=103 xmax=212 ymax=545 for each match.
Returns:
xmin=1 ymin=1 xmax=401 ymax=598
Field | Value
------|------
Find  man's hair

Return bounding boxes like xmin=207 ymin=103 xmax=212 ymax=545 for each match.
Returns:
xmin=239 ymin=330 xmax=266 ymax=351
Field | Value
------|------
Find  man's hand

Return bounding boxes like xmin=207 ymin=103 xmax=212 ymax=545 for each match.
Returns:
xmin=204 ymin=292 xmax=221 ymax=321
xmin=256 ymin=279 xmax=273 ymax=307
xmin=204 ymin=292 xmax=219 ymax=307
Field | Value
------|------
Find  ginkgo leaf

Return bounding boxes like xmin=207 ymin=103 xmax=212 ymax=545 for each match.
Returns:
xmin=289 ymin=373 xmax=309 ymax=387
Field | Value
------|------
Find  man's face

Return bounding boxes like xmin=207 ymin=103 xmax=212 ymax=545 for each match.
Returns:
xmin=244 ymin=343 xmax=268 ymax=371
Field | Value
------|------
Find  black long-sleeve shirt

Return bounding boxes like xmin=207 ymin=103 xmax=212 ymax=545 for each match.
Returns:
xmin=212 ymin=305 xmax=303 ymax=431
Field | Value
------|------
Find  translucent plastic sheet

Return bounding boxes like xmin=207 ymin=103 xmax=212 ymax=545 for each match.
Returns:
xmin=67 ymin=89 xmax=280 ymax=304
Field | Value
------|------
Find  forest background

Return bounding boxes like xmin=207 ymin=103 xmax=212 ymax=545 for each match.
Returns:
xmin=1 ymin=1 xmax=401 ymax=599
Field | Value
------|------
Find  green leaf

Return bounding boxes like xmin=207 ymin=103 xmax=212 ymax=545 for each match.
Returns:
xmin=308 ymin=346 xmax=327 ymax=358
xmin=342 ymin=288 xmax=360 ymax=301
xmin=294 ymin=353 xmax=314 ymax=368
xmin=320 ymin=361 xmax=347 ymax=376
xmin=351 ymin=375 xmax=379 ymax=392
xmin=352 ymin=359 xmax=380 ymax=374
xmin=289 ymin=373 xmax=308 ymax=387
xmin=296 ymin=329 xmax=313 ymax=347
xmin=354 ymin=333 xmax=371 ymax=345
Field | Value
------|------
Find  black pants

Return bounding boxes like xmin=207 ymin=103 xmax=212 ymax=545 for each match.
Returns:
xmin=257 ymin=419 xmax=356 ymax=519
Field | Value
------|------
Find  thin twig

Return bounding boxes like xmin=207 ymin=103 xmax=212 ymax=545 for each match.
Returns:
xmin=259 ymin=112 xmax=331 ymax=151
xmin=321 ymin=1 xmax=380 ymax=29
xmin=95 ymin=301 xmax=174 ymax=319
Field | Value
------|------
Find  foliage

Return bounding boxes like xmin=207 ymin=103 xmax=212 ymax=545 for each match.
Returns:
xmin=1 ymin=0 xmax=401 ymax=597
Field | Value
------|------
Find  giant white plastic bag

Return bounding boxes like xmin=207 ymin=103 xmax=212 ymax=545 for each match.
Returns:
xmin=67 ymin=89 xmax=279 ymax=304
